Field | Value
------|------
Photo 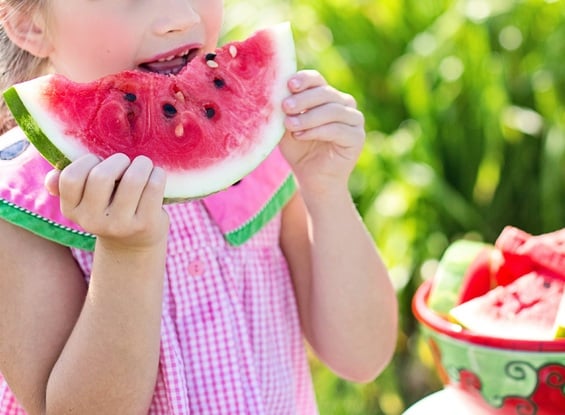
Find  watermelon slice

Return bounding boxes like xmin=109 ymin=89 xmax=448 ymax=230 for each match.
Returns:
xmin=449 ymin=272 xmax=565 ymax=340
xmin=495 ymin=225 xmax=565 ymax=284
xmin=3 ymin=23 xmax=296 ymax=201
xmin=426 ymin=240 xmax=492 ymax=314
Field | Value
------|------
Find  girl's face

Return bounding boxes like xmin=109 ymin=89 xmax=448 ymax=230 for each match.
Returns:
xmin=43 ymin=0 xmax=224 ymax=82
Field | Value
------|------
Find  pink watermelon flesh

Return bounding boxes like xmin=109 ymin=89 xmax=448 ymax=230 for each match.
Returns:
xmin=449 ymin=272 xmax=564 ymax=340
xmin=495 ymin=225 xmax=565 ymax=284
xmin=457 ymin=246 xmax=497 ymax=304
xmin=4 ymin=23 xmax=296 ymax=200
xmin=45 ymin=50 xmax=269 ymax=170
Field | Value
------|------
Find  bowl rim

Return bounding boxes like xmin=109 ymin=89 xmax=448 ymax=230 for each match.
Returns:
xmin=412 ymin=280 xmax=565 ymax=352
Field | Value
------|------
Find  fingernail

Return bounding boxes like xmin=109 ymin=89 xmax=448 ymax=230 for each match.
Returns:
xmin=285 ymin=98 xmax=296 ymax=110
xmin=289 ymin=78 xmax=301 ymax=90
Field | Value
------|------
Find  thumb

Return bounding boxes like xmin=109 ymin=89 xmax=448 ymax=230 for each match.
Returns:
xmin=44 ymin=169 xmax=61 ymax=196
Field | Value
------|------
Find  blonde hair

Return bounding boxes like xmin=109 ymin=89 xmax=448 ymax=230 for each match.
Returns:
xmin=0 ymin=0 xmax=49 ymax=135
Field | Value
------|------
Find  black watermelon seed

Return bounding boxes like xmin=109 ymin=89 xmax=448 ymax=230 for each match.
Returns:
xmin=205 ymin=53 xmax=217 ymax=61
xmin=205 ymin=107 xmax=216 ymax=119
xmin=124 ymin=93 xmax=137 ymax=102
xmin=163 ymin=103 xmax=178 ymax=118
xmin=213 ymin=78 xmax=226 ymax=88
xmin=544 ymin=280 xmax=552 ymax=289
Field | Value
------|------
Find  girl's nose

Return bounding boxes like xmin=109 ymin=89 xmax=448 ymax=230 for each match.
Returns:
xmin=152 ymin=1 xmax=201 ymax=35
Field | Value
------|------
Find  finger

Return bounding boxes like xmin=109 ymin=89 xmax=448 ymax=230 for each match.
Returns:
xmin=290 ymin=123 xmax=365 ymax=153
xmin=287 ymin=69 xmax=327 ymax=94
xmin=79 ymin=153 xmax=131 ymax=213
xmin=58 ymin=154 xmax=103 ymax=210
xmin=109 ymin=155 xmax=155 ymax=214
xmin=283 ymin=85 xmax=357 ymax=116
xmin=44 ymin=169 xmax=61 ymax=196
xmin=285 ymin=103 xmax=364 ymax=134
xmin=135 ymin=166 xmax=167 ymax=217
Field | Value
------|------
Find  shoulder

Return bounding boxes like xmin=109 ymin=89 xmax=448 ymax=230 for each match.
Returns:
xmin=0 ymin=218 xmax=86 ymax=414
xmin=0 ymin=217 xmax=73 ymax=264
xmin=0 ymin=217 xmax=83 ymax=305
xmin=280 ymin=191 xmax=308 ymax=249
xmin=0 ymin=215 xmax=85 ymax=325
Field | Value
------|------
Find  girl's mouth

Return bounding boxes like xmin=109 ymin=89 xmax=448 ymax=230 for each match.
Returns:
xmin=139 ymin=48 xmax=200 ymax=75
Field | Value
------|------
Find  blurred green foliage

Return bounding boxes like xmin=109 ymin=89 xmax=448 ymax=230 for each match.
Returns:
xmin=225 ymin=0 xmax=565 ymax=413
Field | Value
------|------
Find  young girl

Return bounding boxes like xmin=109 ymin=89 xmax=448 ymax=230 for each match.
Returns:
xmin=0 ymin=1 xmax=398 ymax=414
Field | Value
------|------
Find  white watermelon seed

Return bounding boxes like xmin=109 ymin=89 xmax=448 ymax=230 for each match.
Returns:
xmin=229 ymin=45 xmax=238 ymax=58
xmin=206 ymin=60 xmax=219 ymax=68
xmin=175 ymin=91 xmax=185 ymax=102
xmin=175 ymin=124 xmax=184 ymax=137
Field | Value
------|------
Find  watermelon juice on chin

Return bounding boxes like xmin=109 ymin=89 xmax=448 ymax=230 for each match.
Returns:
xmin=413 ymin=226 xmax=565 ymax=415
xmin=3 ymin=23 xmax=297 ymax=201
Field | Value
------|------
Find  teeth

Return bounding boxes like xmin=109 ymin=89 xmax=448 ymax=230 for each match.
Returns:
xmin=157 ymin=49 xmax=190 ymax=63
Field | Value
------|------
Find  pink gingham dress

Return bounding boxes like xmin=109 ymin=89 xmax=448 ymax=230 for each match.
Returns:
xmin=0 ymin=132 xmax=318 ymax=414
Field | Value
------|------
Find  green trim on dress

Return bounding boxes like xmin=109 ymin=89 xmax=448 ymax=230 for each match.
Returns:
xmin=0 ymin=198 xmax=96 ymax=251
xmin=224 ymin=174 xmax=296 ymax=246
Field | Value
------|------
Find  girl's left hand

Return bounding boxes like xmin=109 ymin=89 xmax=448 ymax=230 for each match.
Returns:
xmin=279 ymin=69 xmax=365 ymax=196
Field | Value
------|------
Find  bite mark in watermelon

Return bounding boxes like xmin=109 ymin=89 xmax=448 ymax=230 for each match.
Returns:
xmin=3 ymin=23 xmax=296 ymax=201
xmin=449 ymin=272 xmax=564 ymax=340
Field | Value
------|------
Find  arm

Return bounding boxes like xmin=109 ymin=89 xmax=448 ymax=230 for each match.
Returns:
xmin=279 ymin=71 xmax=398 ymax=383
xmin=0 ymin=154 xmax=169 ymax=415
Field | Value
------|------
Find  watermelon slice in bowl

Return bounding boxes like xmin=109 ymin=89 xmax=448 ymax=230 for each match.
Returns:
xmin=413 ymin=231 xmax=565 ymax=414
xmin=448 ymin=271 xmax=565 ymax=341
xmin=3 ymin=23 xmax=296 ymax=201
xmin=414 ymin=280 xmax=565 ymax=414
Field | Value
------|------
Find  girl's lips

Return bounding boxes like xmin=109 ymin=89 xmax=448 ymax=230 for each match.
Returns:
xmin=139 ymin=45 xmax=202 ymax=75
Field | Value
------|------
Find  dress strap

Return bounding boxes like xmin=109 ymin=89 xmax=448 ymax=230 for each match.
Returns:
xmin=202 ymin=148 xmax=296 ymax=246
xmin=0 ymin=132 xmax=95 ymax=250
xmin=0 ymin=130 xmax=295 ymax=250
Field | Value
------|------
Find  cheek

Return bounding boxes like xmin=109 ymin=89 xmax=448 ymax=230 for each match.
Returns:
xmin=49 ymin=20 xmax=139 ymax=81
xmin=53 ymin=27 xmax=139 ymax=82
xmin=197 ymin=0 xmax=224 ymax=47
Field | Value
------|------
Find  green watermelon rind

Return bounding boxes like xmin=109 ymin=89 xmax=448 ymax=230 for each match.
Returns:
xmin=427 ymin=240 xmax=489 ymax=314
xmin=3 ymin=86 xmax=71 ymax=170
xmin=0 ymin=198 xmax=95 ymax=251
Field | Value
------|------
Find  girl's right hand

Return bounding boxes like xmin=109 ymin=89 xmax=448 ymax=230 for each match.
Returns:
xmin=45 ymin=153 xmax=170 ymax=251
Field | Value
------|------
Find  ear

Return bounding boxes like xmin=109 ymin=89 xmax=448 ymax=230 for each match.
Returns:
xmin=1 ymin=5 xmax=52 ymax=58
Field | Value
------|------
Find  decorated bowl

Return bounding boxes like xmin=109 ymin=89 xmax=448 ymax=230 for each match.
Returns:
xmin=413 ymin=280 xmax=565 ymax=415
